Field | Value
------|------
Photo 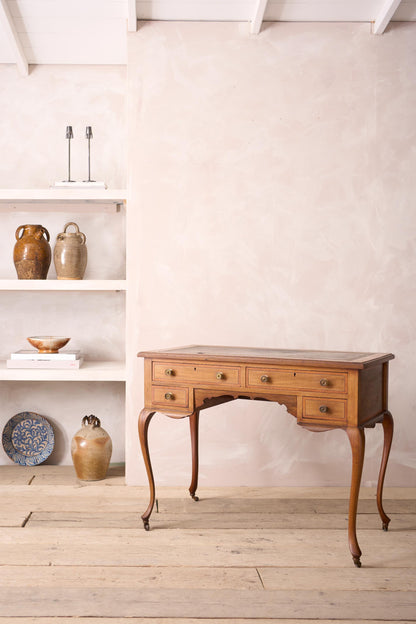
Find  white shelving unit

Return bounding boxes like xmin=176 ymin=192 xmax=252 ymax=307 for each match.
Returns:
xmin=0 ymin=188 xmax=128 ymax=461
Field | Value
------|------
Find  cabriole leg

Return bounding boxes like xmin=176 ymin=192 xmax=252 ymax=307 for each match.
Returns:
xmin=138 ymin=408 xmax=156 ymax=530
xmin=377 ymin=410 xmax=394 ymax=531
xmin=189 ymin=409 xmax=200 ymax=501
xmin=346 ymin=426 xmax=366 ymax=567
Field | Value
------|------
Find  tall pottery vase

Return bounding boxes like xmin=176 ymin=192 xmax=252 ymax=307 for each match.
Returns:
xmin=13 ymin=224 xmax=51 ymax=279
xmin=54 ymin=222 xmax=87 ymax=280
xmin=71 ymin=415 xmax=112 ymax=481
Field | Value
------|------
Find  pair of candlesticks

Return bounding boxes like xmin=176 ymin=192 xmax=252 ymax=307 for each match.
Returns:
xmin=64 ymin=125 xmax=95 ymax=183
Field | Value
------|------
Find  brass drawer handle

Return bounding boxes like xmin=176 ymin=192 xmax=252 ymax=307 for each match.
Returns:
xmin=216 ymin=372 xmax=225 ymax=380
xmin=164 ymin=392 xmax=174 ymax=401
xmin=165 ymin=368 xmax=174 ymax=376
xmin=260 ymin=375 xmax=270 ymax=383
xmin=320 ymin=378 xmax=329 ymax=387
xmin=319 ymin=405 xmax=328 ymax=413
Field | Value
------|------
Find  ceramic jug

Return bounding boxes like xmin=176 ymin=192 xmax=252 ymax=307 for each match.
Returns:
xmin=71 ymin=415 xmax=112 ymax=481
xmin=13 ymin=224 xmax=51 ymax=279
xmin=53 ymin=222 xmax=87 ymax=280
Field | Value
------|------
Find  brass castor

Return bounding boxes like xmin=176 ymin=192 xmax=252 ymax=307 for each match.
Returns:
xmin=353 ymin=556 xmax=362 ymax=568
xmin=382 ymin=522 xmax=389 ymax=531
xmin=143 ymin=520 xmax=150 ymax=531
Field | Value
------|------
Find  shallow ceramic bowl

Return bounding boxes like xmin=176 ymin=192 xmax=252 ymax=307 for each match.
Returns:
xmin=27 ymin=336 xmax=70 ymax=354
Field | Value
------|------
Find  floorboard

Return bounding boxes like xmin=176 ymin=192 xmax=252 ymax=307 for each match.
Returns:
xmin=0 ymin=621 xmax=414 ymax=624
xmin=26 ymin=510 xmax=416 ymax=529
xmin=0 ymin=587 xmax=415 ymax=618
xmin=0 ymin=565 xmax=262 ymax=590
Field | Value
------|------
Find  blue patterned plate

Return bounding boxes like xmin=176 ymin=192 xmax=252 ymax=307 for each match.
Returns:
xmin=2 ymin=412 xmax=54 ymax=465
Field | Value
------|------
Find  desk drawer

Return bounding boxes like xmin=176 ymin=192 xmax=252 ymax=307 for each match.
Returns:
xmin=153 ymin=361 xmax=241 ymax=387
xmin=246 ymin=367 xmax=347 ymax=393
xmin=300 ymin=397 xmax=347 ymax=426
xmin=151 ymin=386 xmax=189 ymax=409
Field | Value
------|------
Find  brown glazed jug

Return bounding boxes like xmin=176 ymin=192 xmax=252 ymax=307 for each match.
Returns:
xmin=13 ymin=224 xmax=51 ymax=279
xmin=53 ymin=222 xmax=87 ymax=280
xmin=71 ymin=415 xmax=112 ymax=481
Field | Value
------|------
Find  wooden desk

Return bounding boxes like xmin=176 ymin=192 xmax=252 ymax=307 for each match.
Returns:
xmin=137 ymin=346 xmax=394 ymax=567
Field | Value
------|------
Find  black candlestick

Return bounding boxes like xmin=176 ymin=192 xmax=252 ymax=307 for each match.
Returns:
xmin=84 ymin=126 xmax=95 ymax=182
xmin=63 ymin=126 xmax=75 ymax=182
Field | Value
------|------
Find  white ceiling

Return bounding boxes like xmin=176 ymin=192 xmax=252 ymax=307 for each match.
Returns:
xmin=0 ymin=0 xmax=415 ymax=74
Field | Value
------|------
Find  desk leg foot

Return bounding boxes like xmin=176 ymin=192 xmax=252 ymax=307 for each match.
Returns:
xmin=353 ymin=556 xmax=362 ymax=568
xmin=189 ymin=409 xmax=200 ymax=502
xmin=346 ymin=426 xmax=365 ymax=567
xmin=138 ymin=408 xmax=156 ymax=530
xmin=377 ymin=410 xmax=394 ymax=532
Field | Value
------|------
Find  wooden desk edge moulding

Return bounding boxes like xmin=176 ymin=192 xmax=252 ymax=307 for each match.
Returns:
xmin=137 ymin=345 xmax=395 ymax=568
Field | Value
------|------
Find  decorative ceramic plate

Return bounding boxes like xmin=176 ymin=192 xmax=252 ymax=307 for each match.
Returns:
xmin=2 ymin=412 xmax=54 ymax=465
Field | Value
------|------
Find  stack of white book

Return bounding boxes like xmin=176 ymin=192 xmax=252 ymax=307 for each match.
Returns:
xmin=7 ymin=350 xmax=84 ymax=369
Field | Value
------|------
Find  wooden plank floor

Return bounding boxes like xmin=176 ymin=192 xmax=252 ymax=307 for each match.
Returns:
xmin=0 ymin=465 xmax=414 ymax=623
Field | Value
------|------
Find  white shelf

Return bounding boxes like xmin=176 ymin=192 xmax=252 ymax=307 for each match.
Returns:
xmin=0 ymin=360 xmax=126 ymax=382
xmin=0 ymin=188 xmax=127 ymax=213
xmin=0 ymin=279 xmax=126 ymax=291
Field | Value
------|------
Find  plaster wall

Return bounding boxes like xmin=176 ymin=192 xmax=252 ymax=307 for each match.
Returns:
xmin=0 ymin=64 xmax=127 ymax=465
xmin=127 ymin=21 xmax=416 ymax=486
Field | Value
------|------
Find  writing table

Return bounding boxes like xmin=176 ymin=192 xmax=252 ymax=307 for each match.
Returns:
xmin=138 ymin=345 xmax=394 ymax=567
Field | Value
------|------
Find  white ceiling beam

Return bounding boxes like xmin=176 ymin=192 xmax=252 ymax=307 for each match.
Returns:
xmin=127 ymin=0 xmax=137 ymax=32
xmin=373 ymin=0 xmax=402 ymax=34
xmin=0 ymin=0 xmax=28 ymax=75
xmin=251 ymin=0 xmax=268 ymax=35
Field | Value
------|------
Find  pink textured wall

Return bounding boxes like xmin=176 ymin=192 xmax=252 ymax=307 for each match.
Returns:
xmin=126 ymin=21 xmax=416 ymax=486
